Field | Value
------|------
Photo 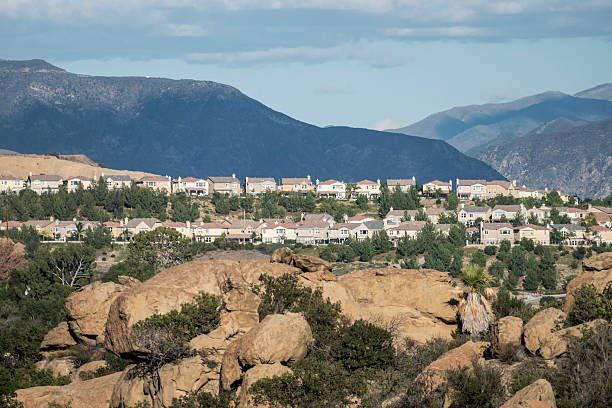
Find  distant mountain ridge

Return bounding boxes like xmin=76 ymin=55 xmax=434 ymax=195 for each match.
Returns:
xmin=0 ymin=59 xmax=503 ymax=183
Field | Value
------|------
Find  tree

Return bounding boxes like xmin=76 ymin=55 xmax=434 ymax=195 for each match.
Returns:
xmin=127 ymin=227 xmax=192 ymax=272
xmin=539 ymin=248 xmax=557 ymax=290
xmin=414 ymin=209 xmax=428 ymax=221
xmin=345 ymin=183 xmax=357 ymax=199
xmin=355 ymin=195 xmax=368 ymax=211
xmin=458 ymin=264 xmax=492 ymax=334
xmin=545 ymin=190 xmax=564 ymax=207
xmin=471 ymin=250 xmax=487 ymax=267
xmin=372 ymin=230 xmax=392 ymax=253
xmin=445 ymin=191 xmax=459 ymax=211
xmin=83 ymin=225 xmax=112 ymax=249
xmin=47 ymin=244 xmax=96 ymax=288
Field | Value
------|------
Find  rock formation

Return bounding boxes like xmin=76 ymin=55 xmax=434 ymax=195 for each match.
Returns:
xmin=0 ymin=238 xmax=27 ymax=280
xmin=501 ymin=379 xmax=557 ymax=408
xmin=271 ymin=247 xmax=332 ymax=272
xmin=523 ymin=308 xmax=566 ymax=355
xmin=564 ymin=252 xmax=612 ymax=314
xmin=539 ymin=319 xmax=607 ymax=359
xmin=417 ymin=341 xmax=487 ymax=388
xmin=491 ymin=316 xmax=523 ymax=358
xmin=40 ymin=322 xmax=78 ymax=351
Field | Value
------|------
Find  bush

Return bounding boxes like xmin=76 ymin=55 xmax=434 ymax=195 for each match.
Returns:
xmin=446 ymin=361 xmax=505 ymax=408
xmin=330 ymin=320 xmax=395 ymax=372
xmin=540 ymin=296 xmax=563 ymax=310
xmin=566 ymin=283 xmax=612 ymax=326
xmin=488 ymin=261 xmax=505 ymax=280
xmin=492 ymin=288 xmax=535 ymax=323
xmin=471 ymin=250 xmax=487 ymax=267
xmin=169 ymin=390 xmax=235 ymax=408
xmin=509 ymin=359 xmax=550 ymax=394
xmin=520 ymin=237 xmax=535 ymax=252
xmin=484 ymin=246 xmax=497 ymax=256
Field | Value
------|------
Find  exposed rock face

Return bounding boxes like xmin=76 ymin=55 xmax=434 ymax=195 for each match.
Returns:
xmin=16 ymin=371 xmax=122 ymax=408
xmin=105 ymin=260 xmax=298 ymax=356
xmin=417 ymin=341 xmax=486 ymax=388
xmin=237 ymin=363 xmax=292 ymax=408
xmin=74 ymin=360 xmax=107 ymax=381
xmin=66 ymin=280 xmax=130 ymax=345
xmin=35 ymin=357 xmax=75 ymax=378
xmin=221 ymin=313 xmax=312 ymax=390
xmin=564 ymin=253 xmax=612 ymax=314
xmin=539 ymin=319 xmax=607 ymax=359
xmin=271 ymin=247 xmax=332 ymax=272
xmin=40 ymin=322 xmax=78 ymax=351
xmin=501 ymin=379 xmax=557 ymax=408
xmin=300 ymin=268 xmax=463 ymax=342
xmin=523 ymin=308 xmax=566 ymax=355
xmin=491 ymin=316 xmax=523 ymax=358
xmin=0 ymin=238 xmax=26 ymax=280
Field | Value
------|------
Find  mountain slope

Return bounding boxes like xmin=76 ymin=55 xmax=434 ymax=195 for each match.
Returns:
xmin=575 ymin=83 xmax=612 ymax=101
xmin=475 ymin=118 xmax=612 ymax=198
xmin=0 ymin=59 xmax=503 ymax=182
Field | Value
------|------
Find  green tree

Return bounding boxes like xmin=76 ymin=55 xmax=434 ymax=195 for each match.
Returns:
xmin=471 ymin=250 xmax=487 ymax=267
xmin=445 ymin=191 xmax=459 ymax=211
xmin=83 ymin=224 xmax=112 ymax=249
xmin=459 ymin=264 xmax=492 ymax=334
xmin=127 ymin=228 xmax=192 ymax=272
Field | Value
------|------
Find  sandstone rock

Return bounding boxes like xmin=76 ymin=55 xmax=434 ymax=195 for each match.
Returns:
xmin=105 ymin=260 xmax=298 ymax=356
xmin=270 ymin=247 xmax=294 ymax=264
xmin=224 ymin=287 xmax=260 ymax=313
xmin=491 ymin=316 xmax=523 ymax=358
xmin=523 ymin=308 xmax=566 ymax=355
xmin=17 ymin=371 xmax=122 ymax=408
xmin=74 ymin=360 xmax=107 ymax=381
xmin=237 ymin=363 xmax=292 ymax=408
xmin=66 ymin=280 xmax=130 ymax=345
xmin=501 ymin=379 xmax=556 ymax=408
xmin=564 ymin=253 xmax=612 ymax=314
xmin=540 ymin=319 xmax=607 ymax=359
xmin=270 ymin=247 xmax=332 ymax=272
xmin=35 ymin=357 xmax=75 ymax=378
xmin=221 ymin=313 xmax=312 ymax=390
xmin=417 ymin=341 xmax=486 ymax=389
xmin=117 ymin=275 xmax=141 ymax=287
xmin=40 ymin=322 xmax=78 ymax=351
xmin=300 ymin=268 xmax=463 ymax=342
xmin=0 ymin=238 xmax=27 ymax=280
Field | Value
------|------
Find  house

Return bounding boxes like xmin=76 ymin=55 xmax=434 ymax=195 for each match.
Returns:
xmin=525 ymin=206 xmax=550 ymax=223
xmin=514 ymin=224 xmax=550 ymax=245
xmin=316 ymin=179 xmax=346 ymax=199
xmin=384 ymin=208 xmax=408 ymax=227
xmin=490 ymin=204 xmax=525 ymax=222
xmin=425 ymin=208 xmax=453 ymax=224
xmin=137 ymin=176 xmax=172 ymax=193
xmin=354 ymin=180 xmax=381 ymax=199
xmin=589 ymin=225 xmax=612 ymax=244
xmin=566 ymin=207 xmax=589 ymax=223
xmin=345 ymin=214 xmax=376 ymax=224
xmin=52 ymin=220 xmax=99 ymax=241
xmin=207 ymin=175 xmax=241 ymax=196
xmin=173 ymin=177 xmax=209 ymax=196
xmin=302 ymin=213 xmax=335 ymax=227
xmin=422 ymin=180 xmax=452 ymax=195
xmin=517 ymin=186 xmax=543 ymax=200
xmin=551 ymin=224 xmax=587 ymax=246
xmin=261 ymin=223 xmax=298 ymax=244
xmin=327 ymin=223 xmax=360 ymax=243
xmin=65 ymin=176 xmax=93 ymax=192
xmin=104 ymin=221 xmax=125 ymax=240
xmin=387 ymin=177 xmax=416 ymax=193
xmin=191 ymin=222 xmax=229 ymax=243
xmin=486 ymin=180 xmax=518 ymax=199
xmin=227 ymin=219 xmax=262 ymax=242
xmin=22 ymin=219 xmax=56 ymax=236
xmin=27 ymin=173 xmax=63 ymax=194
xmin=0 ymin=176 xmax=25 ymax=193
xmin=245 ymin=177 xmax=277 ymax=195
xmin=456 ymin=179 xmax=487 ymax=200
xmin=102 ymin=174 xmax=132 ymax=189
xmin=434 ymin=223 xmax=452 ymax=236
xmin=278 ymin=176 xmax=314 ymax=194
xmin=0 ymin=220 xmax=23 ymax=231
xmin=296 ymin=221 xmax=329 ymax=245
xmin=162 ymin=221 xmax=191 ymax=238
xmin=456 ymin=205 xmax=491 ymax=226
xmin=125 ymin=218 xmax=162 ymax=237
xmin=592 ymin=211 xmax=612 ymax=228
xmin=352 ymin=220 xmax=385 ymax=241
xmin=387 ymin=221 xmax=427 ymax=241
xmin=480 ymin=223 xmax=513 ymax=245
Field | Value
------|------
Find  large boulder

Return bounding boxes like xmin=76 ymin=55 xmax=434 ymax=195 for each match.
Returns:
xmin=523 ymin=308 xmax=566 ymax=355
xmin=0 ymin=238 xmax=26 ymax=280
xmin=501 ymin=379 xmax=556 ymax=408
xmin=40 ymin=322 xmax=78 ymax=351
xmin=66 ymin=280 xmax=131 ymax=345
xmin=237 ymin=363 xmax=292 ymax=408
xmin=564 ymin=253 xmax=612 ymax=314
xmin=300 ymin=268 xmax=463 ymax=342
xmin=491 ymin=316 xmax=523 ymax=358
xmin=105 ymin=260 xmax=298 ymax=356
xmin=271 ymin=247 xmax=332 ymax=272
xmin=16 ymin=371 xmax=122 ymax=408
xmin=74 ymin=360 xmax=107 ymax=381
xmin=35 ymin=357 xmax=75 ymax=378
xmin=221 ymin=313 xmax=312 ymax=390
xmin=539 ymin=319 xmax=607 ymax=359
xmin=417 ymin=341 xmax=486 ymax=389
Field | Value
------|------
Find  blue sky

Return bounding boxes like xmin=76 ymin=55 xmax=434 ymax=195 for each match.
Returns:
xmin=2 ymin=1 xmax=612 ymax=129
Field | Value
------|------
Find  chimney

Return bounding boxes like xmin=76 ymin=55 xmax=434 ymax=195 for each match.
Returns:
xmin=232 ymin=173 xmax=236 ymax=179
xmin=307 ymin=174 xmax=311 ymax=181
xmin=186 ymin=221 xmax=191 ymax=229
xmin=461 ymin=203 xmax=465 ymax=209
xmin=377 ymin=179 xmax=380 ymax=186
xmin=123 ymin=217 xmax=128 ymax=226
xmin=73 ymin=218 xmax=76 ymax=222
xmin=412 ymin=176 xmax=416 ymax=182
xmin=343 ymin=214 xmax=348 ymax=222
xmin=389 ymin=207 xmax=393 ymax=212
xmin=101 ymin=172 xmax=105 ymax=178
xmin=316 ymin=178 xmax=320 ymax=185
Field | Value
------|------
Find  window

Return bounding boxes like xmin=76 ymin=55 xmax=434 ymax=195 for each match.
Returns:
xmin=341 ymin=230 xmax=348 ymax=235
xmin=501 ymin=230 xmax=511 ymax=235
xmin=360 ymin=230 xmax=367 ymax=235
xmin=147 ymin=181 xmax=155 ymax=187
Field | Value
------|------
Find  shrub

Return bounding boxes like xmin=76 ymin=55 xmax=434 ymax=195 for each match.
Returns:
xmin=446 ymin=361 xmax=505 ymax=408
xmin=566 ymin=283 xmax=612 ymax=326
xmin=509 ymin=359 xmax=550 ymax=394
xmin=539 ymin=296 xmax=563 ymax=310
xmin=488 ymin=261 xmax=505 ymax=280
xmin=484 ymin=246 xmax=497 ymax=256
xmin=492 ymin=288 xmax=535 ymax=323
xmin=471 ymin=250 xmax=487 ymax=268
xmin=169 ymin=390 xmax=235 ymax=408
xmin=330 ymin=320 xmax=395 ymax=372
xmin=520 ymin=237 xmax=535 ymax=252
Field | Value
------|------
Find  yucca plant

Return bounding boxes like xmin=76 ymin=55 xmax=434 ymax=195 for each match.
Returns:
xmin=458 ymin=264 xmax=493 ymax=334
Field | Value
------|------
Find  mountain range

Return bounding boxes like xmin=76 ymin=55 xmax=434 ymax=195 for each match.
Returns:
xmin=0 ymin=59 xmax=503 ymax=183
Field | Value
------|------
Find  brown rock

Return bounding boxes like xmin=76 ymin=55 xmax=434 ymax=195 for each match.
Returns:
xmin=417 ymin=341 xmax=486 ymax=389
xmin=74 ymin=360 xmax=107 ymax=381
xmin=491 ymin=316 xmax=523 ymax=358
xmin=540 ymin=319 xmax=607 ymax=359
xmin=17 ymin=371 xmax=122 ymax=408
xmin=582 ymin=252 xmax=612 ymax=271
xmin=105 ymin=260 xmax=299 ymax=356
xmin=523 ymin=308 xmax=566 ymax=355
xmin=300 ymin=268 xmax=464 ymax=342
xmin=40 ymin=322 xmax=78 ymax=351
xmin=221 ymin=313 xmax=312 ymax=390
xmin=237 ymin=363 xmax=292 ymax=408
xmin=0 ymin=238 xmax=27 ymax=280
xmin=224 ymin=287 xmax=260 ymax=313
xmin=501 ymin=379 xmax=556 ymax=408
xmin=564 ymin=254 xmax=612 ymax=314
xmin=117 ymin=275 xmax=141 ymax=287
xmin=35 ymin=357 xmax=75 ymax=378
xmin=66 ymin=281 xmax=130 ymax=345
xmin=291 ymin=254 xmax=332 ymax=272
xmin=270 ymin=247 xmax=294 ymax=264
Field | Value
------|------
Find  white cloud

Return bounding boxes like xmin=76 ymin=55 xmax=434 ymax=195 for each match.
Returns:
xmin=163 ymin=24 xmax=208 ymax=37
xmin=369 ymin=117 xmax=402 ymax=131
xmin=385 ymin=25 xmax=489 ymax=38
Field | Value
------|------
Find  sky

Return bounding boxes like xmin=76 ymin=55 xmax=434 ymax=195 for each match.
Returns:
xmin=2 ymin=1 xmax=612 ymax=129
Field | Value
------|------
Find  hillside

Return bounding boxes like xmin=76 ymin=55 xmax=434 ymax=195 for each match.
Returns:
xmin=0 ymin=59 xmax=503 ymax=182
xmin=476 ymin=118 xmax=612 ymax=198
xmin=575 ymin=83 xmax=612 ymax=101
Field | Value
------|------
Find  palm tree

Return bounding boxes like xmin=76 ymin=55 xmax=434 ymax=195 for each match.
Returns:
xmin=458 ymin=264 xmax=493 ymax=335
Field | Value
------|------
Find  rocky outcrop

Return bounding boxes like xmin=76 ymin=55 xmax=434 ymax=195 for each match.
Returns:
xmin=105 ymin=260 xmax=298 ymax=356
xmin=300 ymin=268 xmax=463 ymax=342
xmin=17 ymin=371 xmax=122 ymax=408
xmin=74 ymin=360 xmax=107 ymax=381
xmin=0 ymin=238 xmax=26 ymax=280
xmin=271 ymin=247 xmax=332 ymax=272
xmin=540 ymin=319 xmax=607 ymax=359
xmin=564 ymin=253 xmax=612 ymax=314
xmin=237 ymin=363 xmax=292 ymax=408
xmin=417 ymin=341 xmax=486 ymax=388
xmin=523 ymin=308 xmax=566 ymax=355
xmin=221 ymin=313 xmax=312 ymax=390
xmin=501 ymin=379 xmax=556 ymax=408
xmin=40 ymin=322 xmax=78 ymax=351
xmin=35 ymin=357 xmax=75 ymax=378
xmin=491 ymin=316 xmax=523 ymax=358
xmin=66 ymin=280 xmax=131 ymax=345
